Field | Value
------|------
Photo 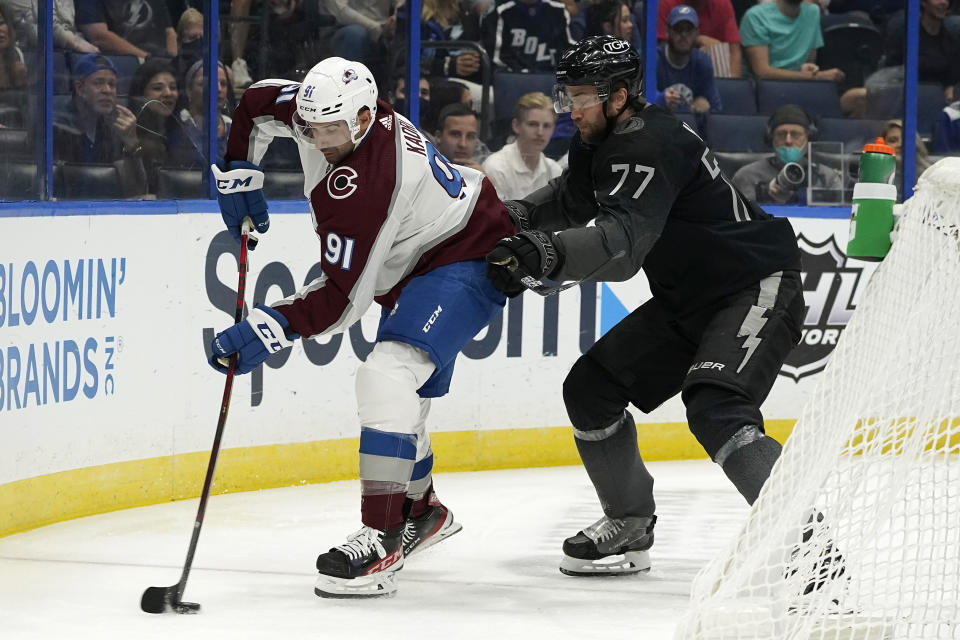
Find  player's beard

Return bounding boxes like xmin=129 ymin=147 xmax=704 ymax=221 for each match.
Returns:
xmin=576 ymin=103 xmax=619 ymax=144
xmin=577 ymin=120 xmax=603 ymax=145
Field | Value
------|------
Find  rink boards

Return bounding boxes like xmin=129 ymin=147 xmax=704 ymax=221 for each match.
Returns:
xmin=0 ymin=205 xmax=871 ymax=536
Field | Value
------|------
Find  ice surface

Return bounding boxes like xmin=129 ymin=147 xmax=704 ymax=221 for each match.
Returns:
xmin=0 ymin=461 xmax=747 ymax=639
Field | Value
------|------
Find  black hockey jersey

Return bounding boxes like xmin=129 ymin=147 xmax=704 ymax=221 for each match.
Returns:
xmin=481 ymin=0 xmax=577 ymax=72
xmin=519 ymin=103 xmax=802 ymax=316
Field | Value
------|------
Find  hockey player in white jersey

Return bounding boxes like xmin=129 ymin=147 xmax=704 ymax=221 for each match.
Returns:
xmin=207 ymin=57 xmax=515 ymax=598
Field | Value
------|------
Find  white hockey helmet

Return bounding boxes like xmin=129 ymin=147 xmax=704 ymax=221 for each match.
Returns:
xmin=293 ymin=57 xmax=378 ymax=148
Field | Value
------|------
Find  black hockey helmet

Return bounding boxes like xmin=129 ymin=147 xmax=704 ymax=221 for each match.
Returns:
xmin=553 ymin=35 xmax=642 ymax=112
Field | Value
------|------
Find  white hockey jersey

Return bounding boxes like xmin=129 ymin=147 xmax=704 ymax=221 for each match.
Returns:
xmin=225 ymin=81 xmax=513 ymax=338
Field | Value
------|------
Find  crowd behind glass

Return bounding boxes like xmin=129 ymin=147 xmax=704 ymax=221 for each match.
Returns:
xmin=0 ymin=0 xmax=958 ymax=202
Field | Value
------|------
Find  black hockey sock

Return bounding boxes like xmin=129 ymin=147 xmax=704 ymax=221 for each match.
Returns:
xmin=717 ymin=432 xmax=782 ymax=505
xmin=574 ymin=411 xmax=656 ymax=519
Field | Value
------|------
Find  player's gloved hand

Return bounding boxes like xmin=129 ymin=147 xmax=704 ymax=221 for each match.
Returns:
xmin=209 ymin=304 xmax=300 ymax=375
xmin=211 ymin=159 xmax=269 ymax=250
xmin=503 ymin=200 xmax=530 ymax=232
xmin=485 ymin=230 xmax=560 ymax=297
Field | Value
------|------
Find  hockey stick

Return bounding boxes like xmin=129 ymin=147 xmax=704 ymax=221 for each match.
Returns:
xmin=140 ymin=219 xmax=257 ymax=614
xmin=505 ymin=249 xmax=626 ymax=297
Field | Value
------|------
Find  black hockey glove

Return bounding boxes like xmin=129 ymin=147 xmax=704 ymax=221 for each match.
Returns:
xmin=485 ymin=230 xmax=560 ymax=297
xmin=503 ymin=200 xmax=530 ymax=232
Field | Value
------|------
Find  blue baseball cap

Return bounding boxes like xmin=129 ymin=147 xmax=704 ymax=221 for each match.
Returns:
xmin=72 ymin=54 xmax=117 ymax=80
xmin=667 ymin=5 xmax=699 ymax=28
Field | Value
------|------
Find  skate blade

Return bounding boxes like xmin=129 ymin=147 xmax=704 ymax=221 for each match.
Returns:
xmin=559 ymin=550 xmax=651 ymax=577
xmin=407 ymin=521 xmax=463 ymax=557
xmin=314 ymin=571 xmax=399 ymax=599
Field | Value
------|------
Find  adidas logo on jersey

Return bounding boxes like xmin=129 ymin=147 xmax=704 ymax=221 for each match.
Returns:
xmin=379 ymin=116 xmax=393 ymax=131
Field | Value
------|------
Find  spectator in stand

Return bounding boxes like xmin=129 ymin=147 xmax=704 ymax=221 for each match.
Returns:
xmin=389 ymin=74 xmax=431 ymax=121
xmin=433 ymin=102 xmax=487 ymax=171
xmin=76 ymin=0 xmax=177 ymax=59
xmin=482 ymin=91 xmax=561 ymax=200
xmin=584 ymin=0 xmax=635 ymax=40
xmin=739 ymin=0 xmax=845 ymax=84
xmin=423 ymin=78 xmax=472 ymax=132
xmin=53 ymin=54 xmax=146 ymax=197
xmin=481 ymin=0 xmax=576 ymax=72
xmin=226 ymin=0 xmax=256 ymax=88
xmin=656 ymin=5 xmax=722 ymax=115
xmin=3 ymin=0 xmax=100 ymax=52
xmin=325 ymin=0 xmax=397 ymax=71
xmin=167 ymin=60 xmax=232 ymax=168
xmin=128 ymin=59 xmax=180 ymax=194
xmin=885 ymin=0 xmax=960 ymax=101
xmin=575 ymin=0 xmax=641 ymax=50
xmin=658 ymin=0 xmax=742 ymax=77
xmin=422 ymin=0 xmax=483 ymax=83
xmin=881 ymin=118 xmax=933 ymax=183
xmin=0 ymin=6 xmax=27 ymax=89
xmin=732 ymin=104 xmax=842 ymax=205
xmin=171 ymin=8 xmax=204 ymax=83
xmin=934 ymin=96 xmax=960 ymax=153
xmin=431 ymin=79 xmax=471 ymax=110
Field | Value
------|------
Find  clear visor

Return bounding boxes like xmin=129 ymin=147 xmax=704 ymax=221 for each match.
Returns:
xmin=292 ymin=113 xmax=353 ymax=148
xmin=552 ymin=84 xmax=603 ymax=113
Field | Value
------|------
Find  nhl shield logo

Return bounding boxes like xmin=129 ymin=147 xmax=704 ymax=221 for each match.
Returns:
xmin=779 ymin=233 xmax=872 ymax=382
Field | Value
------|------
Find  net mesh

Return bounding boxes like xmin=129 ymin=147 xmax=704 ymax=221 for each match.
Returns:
xmin=677 ymin=158 xmax=960 ymax=640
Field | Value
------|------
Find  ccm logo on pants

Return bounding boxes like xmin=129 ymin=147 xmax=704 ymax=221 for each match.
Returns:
xmin=422 ymin=305 xmax=442 ymax=333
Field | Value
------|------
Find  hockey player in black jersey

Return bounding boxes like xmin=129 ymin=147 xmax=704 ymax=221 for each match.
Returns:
xmin=486 ymin=35 xmax=805 ymax=577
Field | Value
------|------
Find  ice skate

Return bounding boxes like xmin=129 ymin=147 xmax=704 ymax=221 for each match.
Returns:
xmin=402 ymin=494 xmax=462 ymax=557
xmin=559 ymin=515 xmax=656 ymax=576
xmin=785 ymin=540 xmax=849 ymax=609
xmin=314 ymin=526 xmax=404 ymax=598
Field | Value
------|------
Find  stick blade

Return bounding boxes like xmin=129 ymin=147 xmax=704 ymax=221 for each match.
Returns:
xmin=140 ymin=585 xmax=177 ymax=614
xmin=141 ymin=585 xmax=202 ymax=614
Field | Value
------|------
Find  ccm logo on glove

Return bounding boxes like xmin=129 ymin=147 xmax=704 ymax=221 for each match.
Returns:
xmin=211 ymin=159 xmax=270 ymax=249
xmin=209 ymin=304 xmax=300 ymax=375
xmin=255 ymin=322 xmax=285 ymax=353
xmin=211 ymin=162 xmax=266 ymax=192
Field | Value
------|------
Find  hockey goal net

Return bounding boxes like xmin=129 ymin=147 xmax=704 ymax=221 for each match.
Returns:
xmin=677 ymin=158 xmax=960 ymax=640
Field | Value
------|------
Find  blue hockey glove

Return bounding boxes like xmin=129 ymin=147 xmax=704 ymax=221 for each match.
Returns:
xmin=211 ymin=159 xmax=269 ymax=249
xmin=209 ymin=304 xmax=300 ymax=375
xmin=485 ymin=230 xmax=560 ymax=297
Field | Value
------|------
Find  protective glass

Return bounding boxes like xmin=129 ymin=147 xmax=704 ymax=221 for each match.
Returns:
xmin=292 ymin=113 xmax=352 ymax=148
xmin=552 ymin=84 xmax=603 ymax=113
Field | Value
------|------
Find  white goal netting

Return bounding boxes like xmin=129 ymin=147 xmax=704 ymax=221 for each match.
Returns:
xmin=676 ymin=158 xmax=960 ymax=640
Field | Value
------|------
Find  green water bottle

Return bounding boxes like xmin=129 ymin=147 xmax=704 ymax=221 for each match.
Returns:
xmin=847 ymin=137 xmax=897 ymax=261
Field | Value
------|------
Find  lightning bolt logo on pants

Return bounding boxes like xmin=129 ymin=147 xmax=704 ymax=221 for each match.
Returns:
xmin=737 ymin=306 xmax=768 ymax=373
xmin=736 ymin=273 xmax=782 ymax=373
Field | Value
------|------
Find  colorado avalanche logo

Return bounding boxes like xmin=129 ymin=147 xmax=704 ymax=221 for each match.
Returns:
xmin=327 ymin=166 xmax=358 ymax=200
xmin=602 ymin=40 xmax=630 ymax=54
xmin=343 ymin=69 xmax=359 ymax=84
